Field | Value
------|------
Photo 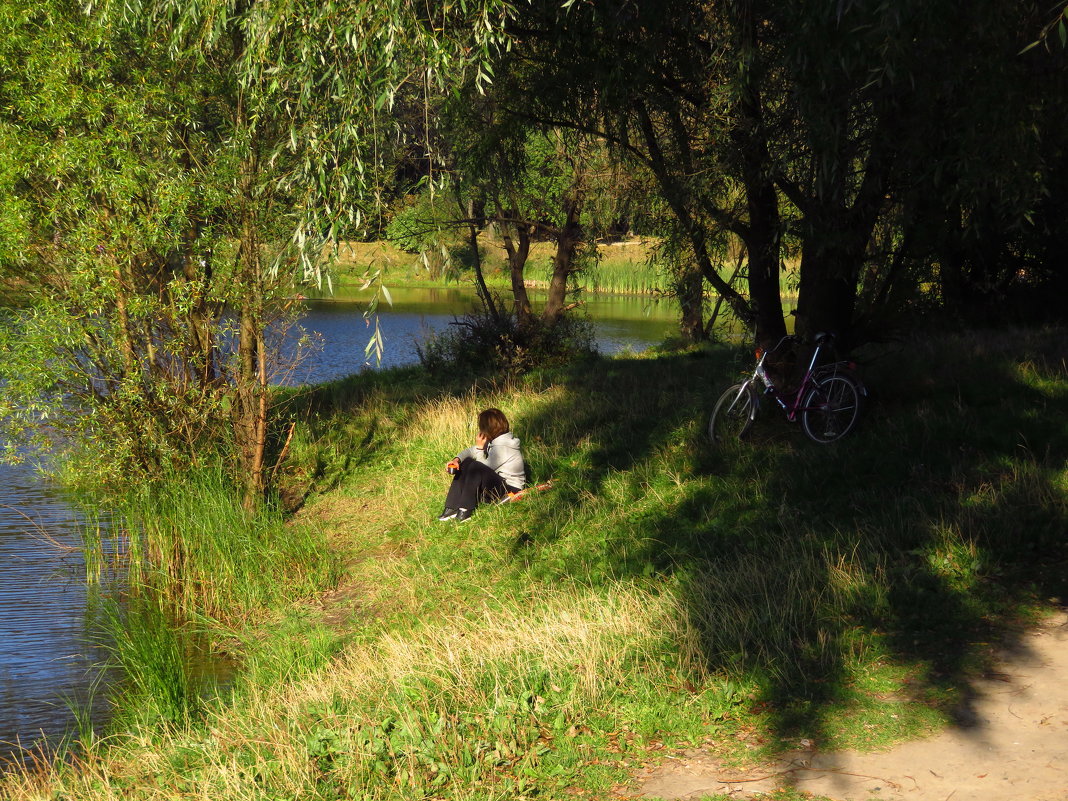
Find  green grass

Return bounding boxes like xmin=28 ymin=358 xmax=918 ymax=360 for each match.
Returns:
xmin=582 ymin=246 xmax=664 ymax=294
xmin=81 ymin=464 xmax=339 ymax=621
xmin=53 ymin=466 xmax=341 ymax=768
xmin=324 ymin=237 xmax=668 ymax=295
xmin=92 ymin=594 xmax=213 ymax=732
xmin=3 ymin=326 xmax=1065 ymax=799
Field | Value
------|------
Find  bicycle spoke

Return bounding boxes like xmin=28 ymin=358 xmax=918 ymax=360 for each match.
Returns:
xmin=801 ymin=375 xmax=862 ymax=443
xmin=709 ymin=383 xmax=756 ymax=443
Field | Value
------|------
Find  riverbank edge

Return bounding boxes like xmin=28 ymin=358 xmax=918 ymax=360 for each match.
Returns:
xmin=2 ymin=326 xmax=1065 ymax=800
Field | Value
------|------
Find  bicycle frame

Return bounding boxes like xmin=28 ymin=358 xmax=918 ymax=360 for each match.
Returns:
xmin=741 ymin=333 xmax=861 ymax=422
xmin=711 ymin=331 xmax=866 ymax=446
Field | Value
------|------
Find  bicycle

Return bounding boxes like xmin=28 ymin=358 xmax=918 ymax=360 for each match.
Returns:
xmin=709 ymin=332 xmax=867 ymax=445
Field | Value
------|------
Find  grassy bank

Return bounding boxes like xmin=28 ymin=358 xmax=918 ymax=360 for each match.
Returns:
xmin=3 ymin=328 xmax=1065 ymax=800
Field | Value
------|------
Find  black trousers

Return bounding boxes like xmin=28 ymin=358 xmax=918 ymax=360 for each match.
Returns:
xmin=444 ymin=457 xmax=519 ymax=511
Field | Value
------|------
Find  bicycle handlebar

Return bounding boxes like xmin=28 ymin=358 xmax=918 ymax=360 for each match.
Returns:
xmin=765 ymin=334 xmax=798 ymax=356
xmin=766 ymin=332 xmax=836 ymax=355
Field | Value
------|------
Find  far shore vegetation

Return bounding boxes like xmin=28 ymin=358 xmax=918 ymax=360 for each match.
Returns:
xmin=329 ymin=237 xmax=666 ymax=295
xmin=317 ymin=236 xmax=801 ymax=308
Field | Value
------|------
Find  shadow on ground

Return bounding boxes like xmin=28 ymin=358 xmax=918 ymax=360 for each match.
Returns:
xmin=508 ymin=332 xmax=1068 ymax=755
xmin=288 ymin=331 xmax=1068 ymax=768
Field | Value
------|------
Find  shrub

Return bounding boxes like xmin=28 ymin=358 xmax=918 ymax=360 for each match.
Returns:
xmin=417 ymin=307 xmax=596 ymax=380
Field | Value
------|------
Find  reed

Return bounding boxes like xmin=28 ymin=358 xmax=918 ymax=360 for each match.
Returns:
xmin=328 ymin=238 xmax=669 ymax=295
xmin=582 ymin=267 xmax=661 ymax=294
xmin=93 ymin=594 xmax=208 ymax=731
xmin=83 ymin=465 xmax=338 ymax=621
xmin=581 ymin=250 xmax=664 ymax=294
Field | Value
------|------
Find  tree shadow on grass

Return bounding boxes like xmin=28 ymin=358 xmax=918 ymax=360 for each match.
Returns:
xmin=509 ymin=332 xmax=1068 ymax=755
xmin=277 ymin=330 xmax=1067 ymax=763
xmin=272 ymin=364 xmax=478 ymax=501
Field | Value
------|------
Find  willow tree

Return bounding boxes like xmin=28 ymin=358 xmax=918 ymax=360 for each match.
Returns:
xmin=166 ymin=0 xmax=517 ymax=499
xmin=0 ymin=0 xmax=230 ymax=482
xmin=0 ymin=0 xmax=516 ymax=500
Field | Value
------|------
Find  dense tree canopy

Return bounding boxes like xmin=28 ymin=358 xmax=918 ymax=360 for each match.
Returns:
xmin=0 ymin=0 xmax=517 ymax=496
xmin=451 ymin=0 xmax=1066 ymax=346
xmin=0 ymin=0 xmax=1064 ymax=493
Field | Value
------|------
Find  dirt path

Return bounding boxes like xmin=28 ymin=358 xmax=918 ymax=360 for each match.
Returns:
xmin=636 ymin=611 xmax=1068 ymax=801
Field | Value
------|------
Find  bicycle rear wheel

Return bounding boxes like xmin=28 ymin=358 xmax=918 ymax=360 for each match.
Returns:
xmin=801 ymin=374 xmax=862 ymax=443
xmin=709 ymin=383 xmax=757 ymax=444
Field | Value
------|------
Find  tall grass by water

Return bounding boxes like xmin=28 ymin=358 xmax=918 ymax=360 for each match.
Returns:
xmin=99 ymin=467 xmax=338 ymax=621
xmin=39 ymin=467 xmax=340 ymax=767
xmin=581 ymin=249 xmax=664 ymax=294
xmin=93 ymin=594 xmax=211 ymax=731
xmin=3 ymin=327 xmax=1065 ymax=800
xmin=330 ymin=237 xmax=668 ymax=295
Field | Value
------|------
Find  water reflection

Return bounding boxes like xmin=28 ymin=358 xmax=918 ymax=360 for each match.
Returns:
xmin=286 ymin=288 xmax=680 ymax=384
xmin=0 ymin=459 xmax=109 ymax=760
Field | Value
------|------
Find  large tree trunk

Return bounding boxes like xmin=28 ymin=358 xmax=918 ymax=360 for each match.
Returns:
xmin=794 ymin=249 xmax=860 ymax=345
xmin=794 ymin=221 xmax=890 ymax=350
xmin=794 ymin=200 xmax=866 ymax=345
xmin=232 ymin=69 xmax=268 ymax=506
xmin=741 ymin=182 xmax=786 ymax=348
xmin=733 ymin=0 xmax=787 ymax=349
xmin=227 ymin=6 xmax=268 ymax=507
xmin=499 ymin=213 xmax=534 ymax=325
xmin=794 ymin=190 xmax=884 ymax=347
xmin=791 ymin=110 xmax=895 ymax=349
xmin=677 ymin=263 xmax=705 ymax=342
xmin=234 ymin=219 xmax=268 ymax=508
xmin=541 ymin=188 xmax=583 ymax=327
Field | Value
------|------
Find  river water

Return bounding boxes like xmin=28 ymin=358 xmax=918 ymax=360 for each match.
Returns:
xmin=286 ymin=287 xmax=679 ymax=382
xmin=0 ymin=458 xmax=110 ymax=758
xmin=0 ymin=288 xmax=680 ymax=759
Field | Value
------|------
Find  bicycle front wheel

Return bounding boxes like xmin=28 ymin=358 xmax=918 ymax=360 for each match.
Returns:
xmin=709 ymin=383 xmax=757 ymax=444
xmin=801 ymin=374 xmax=863 ymax=444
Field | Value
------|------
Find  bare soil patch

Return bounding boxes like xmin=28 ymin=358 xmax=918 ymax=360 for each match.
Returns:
xmin=635 ymin=611 xmax=1068 ymax=801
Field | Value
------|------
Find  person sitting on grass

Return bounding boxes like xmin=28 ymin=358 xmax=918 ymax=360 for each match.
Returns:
xmin=438 ymin=408 xmax=526 ymax=522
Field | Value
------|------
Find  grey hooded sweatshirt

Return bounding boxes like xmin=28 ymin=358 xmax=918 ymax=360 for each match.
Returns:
xmin=456 ymin=431 xmax=526 ymax=489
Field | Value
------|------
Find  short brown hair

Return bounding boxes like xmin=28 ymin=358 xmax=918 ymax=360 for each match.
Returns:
xmin=478 ymin=408 xmax=510 ymax=441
